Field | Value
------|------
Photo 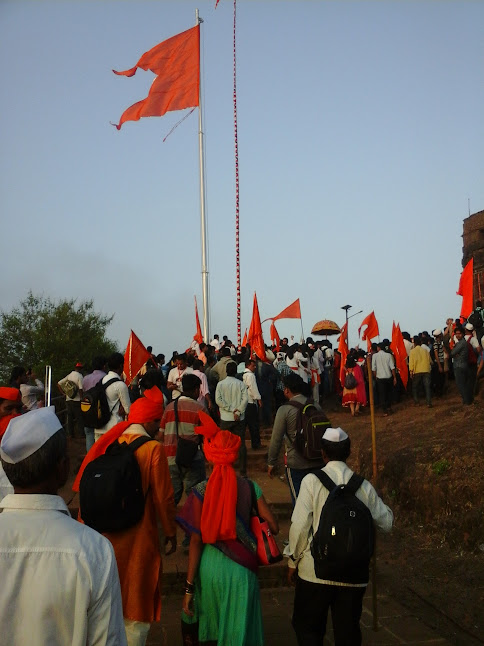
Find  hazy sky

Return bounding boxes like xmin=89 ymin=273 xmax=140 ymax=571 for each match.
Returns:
xmin=1 ymin=0 xmax=483 ymax=354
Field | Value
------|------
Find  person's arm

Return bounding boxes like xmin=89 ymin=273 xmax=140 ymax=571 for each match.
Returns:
xmin=118 ymin=383 xmax=131 ymax=416
xmin=257 ymin=493 xmax=279 ymax=535
xmin=182 ymin=532 xmax=203 ymax=616
xmin=362 ymin=482 xmax=394 ymax=533
xmin=249 ymin=372 xmax=262 ymax=403
xmin=285 ymin=475 xmax=315 ymax=582
xmin=267 ymin=407 xmax=287 ymax=475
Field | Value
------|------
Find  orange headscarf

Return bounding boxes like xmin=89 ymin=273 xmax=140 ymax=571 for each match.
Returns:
xmin=72 ymin=386 xmax=164 ymax=492
xmin=0 ymin=388 xmax=22 ymax=441
xmin=195 ymin=411 xmax=241 ymax=544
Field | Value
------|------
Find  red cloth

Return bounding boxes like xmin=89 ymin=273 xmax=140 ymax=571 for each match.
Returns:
xmin=242 ymin=328 xmax=248 ymax=347
xmin=124 ymin=330 xmax=151 ymax=386
xmin=358 ymin=311 xmax=379 ymax=345
xmin=72 ymin=386 xmax=164 ymax=491
xmin=193 ymin=296 xmax=203 ymax=344
xmin=195 ymin=411 xmax=241 ymax=544
xmin=270 ymin=321 xmax=280 ymax=352
xmin=248 ymin=293 xmax=266 ymax=361
xmin=391 ymin=322 xmax=409 ymax=389
xmin=337 ymin=322 xmax=349 ymax=388
xmin=0 ymin=413 xmax=20 ymax=440
xmin=457 ymin=257 xmax=474 ymax=319
xmin=113 ymin=25 xmax=200 ymax=130
xmin=0 ymin=387 xmax=21 ymax=402
xmin=271 ymin=298 xmax=301 ymax=322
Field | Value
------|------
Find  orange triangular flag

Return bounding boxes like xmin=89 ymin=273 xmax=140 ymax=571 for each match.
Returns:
xmin=248 ymin=293 xmax=266 ymax=361
xmin=193 ymin=296 xmax=203 ymax=344
xmin=457 ymin=257 xmax=474 ymax=319
xmin=242 ymin=328 xmax=248 ymax=347
xmin=123 ymin=330 xmax=151 ymax=386
xmin=337 ymin=322 xmax=349 ymax=386
xmin=391 ymin=322 xmax=409 ymax=389
xmin=272 ymin=298 xmax=301 ymax=322
xmin=358 ymin=311 xmax=380 ymax=342
xmin=113 ymin=25 xmax=200 ymax=130
xmin=270 ymin=321 xmax=280 ymax=352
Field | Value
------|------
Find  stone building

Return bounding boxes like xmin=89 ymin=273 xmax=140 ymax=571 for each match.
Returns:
xmin=462 ymin=209 xmax=484 ymax=304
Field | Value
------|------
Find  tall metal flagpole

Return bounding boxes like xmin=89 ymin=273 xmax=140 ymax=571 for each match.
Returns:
xmin=196 ymin=9 xmax=210 ymax=343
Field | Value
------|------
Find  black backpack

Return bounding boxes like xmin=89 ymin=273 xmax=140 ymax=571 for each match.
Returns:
xmin=79 ymin=436 xmax=154 ymax=533
xmin=311 ymin=471 xmax=374 ymax=584
xmin=286 ymin=401 xmax=331 ymax=460
xmin=80 ymin=377 xmax=120 ymax=429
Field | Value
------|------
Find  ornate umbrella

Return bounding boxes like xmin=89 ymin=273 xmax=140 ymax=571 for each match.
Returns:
xmin=311 ymin=319 xmax=341 ymax=336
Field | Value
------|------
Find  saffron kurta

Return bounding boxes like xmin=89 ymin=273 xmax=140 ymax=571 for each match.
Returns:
xmin=104 ymin=425 xmax=177 ymax=623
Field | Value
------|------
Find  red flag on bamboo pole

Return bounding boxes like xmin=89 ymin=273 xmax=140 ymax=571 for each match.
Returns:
xmin=457 ymin=257 xmax=474 ymax=319
xmin=358 ymin=311 xmax=379 ymax=351
xmin=337 ymin=322 xmax=349 ymax=387
xmin=270 ymin=321 xmax=280 ymax=352
xmin=193 ymin=296 xmax=203 ymax=344
xmin=272 ymin=298 xmax=301 ymax=321
xmin=391 ymin=322 xmax=408 ymax=389
xmin=248 ymin=293 xmax=266 ymax=361
xmin=124 ymin=330 xmax=151 ymax=385
xmin=112 ymin=25 xmax=200 ymax=130
xmin=242 ymin=328 xmax=248 ymax=347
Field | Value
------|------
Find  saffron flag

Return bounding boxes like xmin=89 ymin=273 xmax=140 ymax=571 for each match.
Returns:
xmin=270 ymin=321 xmax=281 ymax=352
xmin=248 ymin=293 xmax=266 ymax=361
xmin=391 ymin=322 xmax=409 ymax=389
xmin=272 ymin=298 xmax=301 ymax=322
xmin=337 ymin=322 xmax=349 ymax=387
xmin=242 ymin=328 xmax=248 ymax=347
xmin=193 ymin=296 xmax=203 ymax=344
xmin=124 ymin=330 xmax=151 ymax=386
xmin=358 ymin=311 xmax=380 ymax=351
xmin=457 ymin=257 xmax=474 ymax=319
xmin=113 ymin=25 xmax=200 ymax=130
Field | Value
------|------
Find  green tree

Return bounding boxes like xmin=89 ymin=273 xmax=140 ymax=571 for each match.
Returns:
xmin=0 ymin=292 xmax=119 ymax=385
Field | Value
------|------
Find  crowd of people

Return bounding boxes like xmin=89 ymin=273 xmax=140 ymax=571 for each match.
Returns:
xmin=0 ymin=302 xmax=482 ymax=645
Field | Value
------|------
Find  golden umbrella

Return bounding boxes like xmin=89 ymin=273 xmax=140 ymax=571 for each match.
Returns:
xmin=310 ymin=319 xmax=341 ymax=336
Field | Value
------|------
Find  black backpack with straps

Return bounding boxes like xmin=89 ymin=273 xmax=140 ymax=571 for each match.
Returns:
xmin=286 ymin=400 xmax=331 ymax=460
xmin=79 ymin=436 xmax=154 ymax=533
xmin=311 ymin=471 xmax=375 ymax=584
xmin=80 ymin=376 xmax=120 ymax=429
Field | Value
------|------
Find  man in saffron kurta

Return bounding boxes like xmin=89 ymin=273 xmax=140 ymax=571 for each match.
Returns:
xmin=74 ymin=387 xmax=177 ymax=646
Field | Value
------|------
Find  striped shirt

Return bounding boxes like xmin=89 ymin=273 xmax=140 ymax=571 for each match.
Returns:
xmin=160 ymin=396 xmax=204 ymax=466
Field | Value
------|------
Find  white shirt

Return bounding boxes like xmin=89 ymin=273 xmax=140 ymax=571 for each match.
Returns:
xmin=167 ymin=366 xmax=194 ymax=399
xmin=215 ymin=376 xmax=249 ymax=421
xmin=192 ymin=369 xmax=210 ymax=405
xmin=98 ymin=371 xmax=131 ymax=433
xmin=210 ymin=338 xmax=221 ymax=351
xmin=58 ymin=370 xmax=84 ymax=401
xmin=371 ymin=350 xmax=395 ymax=379
xmin=243 ymin=369 xmax=261 ymax=404
xmin=0 ymin=494 xmax=127 ymax=646
xmin=285 ymin=461 xmax=393 ymax=586
xmin=20 ymin=379 xmax=44 ymax=410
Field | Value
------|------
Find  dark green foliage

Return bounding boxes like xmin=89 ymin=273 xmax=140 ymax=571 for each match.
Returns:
xmin=0 ymin=292 xmax=118 ymax=385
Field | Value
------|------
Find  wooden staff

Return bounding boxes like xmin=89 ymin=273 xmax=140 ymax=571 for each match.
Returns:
xmin=366 ymin=354 xmax=378 ymax=631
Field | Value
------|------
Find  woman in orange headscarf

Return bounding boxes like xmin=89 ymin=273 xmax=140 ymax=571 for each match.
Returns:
xmin=177 ymin=412 xmax=278 ymax=646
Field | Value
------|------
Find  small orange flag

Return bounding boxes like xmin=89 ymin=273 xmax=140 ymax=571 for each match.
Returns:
xmin=272 ymin=298 xmax=301 ymax=321
xmin=124 ymin=330 xmax=151 ymax=386
xmin=457 ymin=257 xmax=474 ymax=319
xmin=391 ymin=322 xmax=409 ymax=389
xmin=193 ymin=296 xmax=203 ymax=344
xmin=242 ymin=328 xmax=248 ymax=347
xmin=337 ymin=322 xmax=349 ymax=386
xmin=113 ymin=25 xmax=200 ymax=130
xmin=248 ymin=293 xmax=266 ymax=361
xmin=270 ymin=321 xmax=281 ymax=352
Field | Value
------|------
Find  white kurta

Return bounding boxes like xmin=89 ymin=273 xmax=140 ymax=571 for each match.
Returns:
xmin=0 ymin=493 xmax=127 ymax=646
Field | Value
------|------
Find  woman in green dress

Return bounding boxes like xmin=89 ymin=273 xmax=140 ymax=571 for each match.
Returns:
xmin=177 ymin=413 xmax=278 ymax=646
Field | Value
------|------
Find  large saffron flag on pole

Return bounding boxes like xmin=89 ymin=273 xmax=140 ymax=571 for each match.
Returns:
xmin=337 ymin=322 xmax=349 ymax=387
xmin=391 ymin=322 xmax=409 ymax=389
xmin=193 ymin=296 xmax=203 ymax=344
xmin=272 ymin=298 xmax=301 ymax=321
xmin=112 ymin=25 xmax=200 ymax=130
xmin=242 ymin=328 xmax=248 ymax=347
xmin=248 ymin=293 xmax=266 ymax=361
xmin=457 ymin=257 xmax=474 ymax=319
xmin=124 ymin=330 xmax=151 ymax=385
xmin=358 ymin=311 xmax=380 ymax=351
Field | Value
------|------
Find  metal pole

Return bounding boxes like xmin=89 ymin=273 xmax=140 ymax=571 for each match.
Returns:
xmin=44 ymin=365 xmax=52 ymax=407
xmin=196 ymin=8 xmax=210 ymax=343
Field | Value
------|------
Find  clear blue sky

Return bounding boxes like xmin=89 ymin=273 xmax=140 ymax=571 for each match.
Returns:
xmin=1 ymin=0 xmax=483 ymax=353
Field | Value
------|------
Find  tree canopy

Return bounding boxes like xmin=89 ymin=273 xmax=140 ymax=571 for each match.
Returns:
xmin=0 ymin=292 xmax=119 ymax=385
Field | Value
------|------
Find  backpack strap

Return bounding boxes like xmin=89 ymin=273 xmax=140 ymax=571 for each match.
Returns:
xmin=102 ymin=377 xmax=121 ymax=390
xmin=174 ymin=397 xmax=180 ymax=439
xmin=126 ymin=436 xmax=154 ymax=453
xmin=311 ymin=469 xmax=337 ymax=493
xmin=344 ymin=473 xmax=365 ymax=494
xmin=284 ymin=400 xmax=304 ymax=444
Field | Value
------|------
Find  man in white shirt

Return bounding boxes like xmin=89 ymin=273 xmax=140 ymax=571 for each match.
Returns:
xmin=216 ymin=361 xmax=249 ymax=475
xmin=371 ymin=341 xmax=397 ymax=416
xmin=286 ymin=427 xmax=393 ymax=645
xmin=95 ymin=352 xmax=131 ymax=442
xmin=167 ymin=353 xmax=194 ymax=400
xmin=243 ymin=358 xmax=262 ymax=450
xmin=0 ymin=407 xmax=127 ymax=646
xmin=19 ymin=370 xmax=44 ymax=411
xmin=57 ymin=362 xmax=84 ymax=437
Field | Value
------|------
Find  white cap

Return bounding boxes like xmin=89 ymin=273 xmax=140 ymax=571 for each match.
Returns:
xmin=433 ymin=329 xmax=442 ymax=336
xmin=465 ymin=323 xmax=474 ymax=331
xmin=0 ymin=407 xmax=63 ymax=464
xmin=322 ymin=427 xmax=349 ymax=443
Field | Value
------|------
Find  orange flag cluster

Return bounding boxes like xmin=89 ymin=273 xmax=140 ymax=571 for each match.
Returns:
xmin=457 ymin=257 xmax=474 ymax=319
xmin=113 ymin=25 xmax=200 ymax=130
xmin=390 ymin=322 xmax=409 ymax=389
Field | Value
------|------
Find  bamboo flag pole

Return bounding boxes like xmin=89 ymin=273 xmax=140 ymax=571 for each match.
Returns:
xmin=366 ymin=354 xmax=378 ymax=631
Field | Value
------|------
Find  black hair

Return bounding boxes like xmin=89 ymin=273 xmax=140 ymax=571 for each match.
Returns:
xmin=321 ymin=436 xmax=351 ymax=462
xmin=107 ymin=352 xmax=124 ymax=371
xmin=139 ymin=369 xmax=165 ymax=392
xmin=91 ymin=355 xmax=106 ymax=371
xmin=181 ymin=373 xmax=202 ymax=394
xmin=282 ymin=373 xmax=305 ymax=394
xmin=193 ymin=359 xmax=204 ymax=371
xmin=10 ymin=366 xmax=26 ymax=383
xmin=2 ymin=428 xmax=67 ymax=488
xmin=226 ymin=361 xmax=237 ymax=377
xmin=221 ymin=347 xmax=231 ymax=357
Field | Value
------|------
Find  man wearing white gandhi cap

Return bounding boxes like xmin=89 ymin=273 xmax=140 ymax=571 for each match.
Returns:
xmin=0 ymin=407 xmax=127 ymax=646
xmin=285 ymin=427 xmax=394 ymax=646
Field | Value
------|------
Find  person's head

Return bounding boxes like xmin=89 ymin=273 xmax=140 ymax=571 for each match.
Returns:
xmin=380 ymin=339 xmax=391 ymax=352
xmin=75 ymin=362 xmax=84 ymax=372
xmin=371 ymin=343 xmax=378 ymax=353
xmin=91 ymin=355 xmax=106 ymax=372
xmin=413 ymin=335 xmax=422 ymax=346
xmin=321 ymin=427 xmax=351 ymax=464
xmin=156 ymin=353 xmax=165 ymax=364
xmin=175 ymin=353 xmax=187 ymax=370
xmin=282 ymin=373 xmax=305 ymax=397
xmin=432 ymin=329 xmax=442 ymax=339
xmin=199 ymin=343 xmax=207 ymax=353
xmin=0 ymin=408 xmax=68 ymax=493
xmin=10 ymin=366 xmax=27 ymax=386
xmin=345 ymin=356 xmax=356 ymax=369
xmin=139 ymin=369 xmax=164 ymax=393
xmin=147 ymin=346 xmax=153 ymax=354
xmin=245 ymin=358 xmax=256 ymax=372
xmin=225 ymin=361 xmax=237 ymax=378
xmin=455 ymin=326 xmax=465 ymax=340
xmin=0 ymin=387 xmax=23 ymax=418
xmin=186 ymin=353 xmax=195 ymax=367
xmin=127 ymin=386 xmax=164 ymax=437
xmin=402 ymin=331 xmax=411 ymax=341
xmin=476 ymin=300 xmax=482 ymax=309
xmin=213 ymin=334 xmax=219 ymax=341
xmin=107 ymin=352 xmax=124 ymax=375
xmin=193 ymin=359 xmax=204 ymax=371
xmin=221 ymin=346 xmax=231 ymax=358
xmin=181 ymin=373 xmax=201 ymax=400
